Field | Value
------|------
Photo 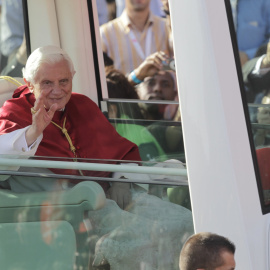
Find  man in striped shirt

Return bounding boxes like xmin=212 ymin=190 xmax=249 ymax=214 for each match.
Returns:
xmin=100 ymin=0 xmax=173 ymax=79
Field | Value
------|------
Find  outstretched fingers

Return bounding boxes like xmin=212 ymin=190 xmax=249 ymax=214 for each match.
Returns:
xmin=47 ymin=103 xmax=58 ymax=119
xmin=32 ymin=95 xmax=44 ymax=115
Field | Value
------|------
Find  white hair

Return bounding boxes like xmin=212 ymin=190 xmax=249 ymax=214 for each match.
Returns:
xmin=22 ymin=45 xmax=75 ymax=83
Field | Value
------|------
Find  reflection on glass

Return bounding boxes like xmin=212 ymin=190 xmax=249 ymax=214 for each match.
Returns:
xmin=252 ymin=104 xmax=270 ymax=148
xmin=104 ymin=68 xmax=183 ymax=162
xmin=0 ymin=1 xmax=194 ymax=267
xmin=104 ymin=101 xmax=184 ymax=162
xmin=250 ymin=103 xmax=270 ymax=206
xmin=229 ymin=0 xmax=270 ymax=209
xmin=0 ymin=157 xmax=193 ymax=269
xmin=230 ymin=0 xmax=270 ymax=67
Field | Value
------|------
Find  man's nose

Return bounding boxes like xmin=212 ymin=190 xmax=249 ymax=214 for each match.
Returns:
xmin=52 ymin=83 xmax=62 ymax=93
xmin=153 ymin=83 xmax=162 ymax=93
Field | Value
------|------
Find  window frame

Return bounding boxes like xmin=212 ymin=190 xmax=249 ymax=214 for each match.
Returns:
xmin=224 ymin=0 xmax=270 ymax=214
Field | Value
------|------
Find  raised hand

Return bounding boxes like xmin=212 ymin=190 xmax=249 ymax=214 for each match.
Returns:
xmin=26 ymin=90 xmax=58 ymax=146
xmin=128 ymin=51 xmax=168 ymax=85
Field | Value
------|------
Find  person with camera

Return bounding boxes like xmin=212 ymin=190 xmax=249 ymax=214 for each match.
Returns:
xmin=127 ymin=50 xmax=172 ymax=86
xmin=100 ymin=0 xmax=173 ymax=76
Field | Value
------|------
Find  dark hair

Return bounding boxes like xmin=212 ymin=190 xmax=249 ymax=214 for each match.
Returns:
xmin=255 ymin=43 xmax=267 ymax=58
xmin=103 ymin=52 xmax=114 ymax=67
xmin=106 ymin=68 xmax=139 ymax=99
xmin=179 ymin=232 xmax=235 ymax=270
xmin=106 ymin=68 xmax=143 ymax=119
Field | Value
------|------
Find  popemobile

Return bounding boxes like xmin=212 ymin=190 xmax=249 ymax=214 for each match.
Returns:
xmin=0 ymin=0 xmax=268 ymax=269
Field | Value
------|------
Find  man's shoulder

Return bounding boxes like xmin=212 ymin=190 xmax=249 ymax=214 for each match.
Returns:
xmin=152 ymin=13 xmax=166 ymax=22
xmin=0 ymin=85 xmax=32 ymax=118
xmin=69 ymin=93 xmax=100 ymax=110
xmin=70 ymin=92 xmax=95 ymax=103
xmin=4 ymin=85 xmax=32 ymax=109
xmin=100 ymin=16 xmax=123 ymax=31
xmin=12 ymin=85 xmax=30 ymax=98
xmin=151 ymin=14 xmax=167 ymax=27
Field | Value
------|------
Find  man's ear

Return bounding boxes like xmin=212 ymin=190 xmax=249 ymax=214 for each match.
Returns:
xmin=24 ymin=78 xmax=33 ymax=92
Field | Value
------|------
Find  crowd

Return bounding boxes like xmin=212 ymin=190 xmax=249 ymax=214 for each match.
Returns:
xmin=99 ymin=0 xmax=270 ymax=158
xmin=99 ymin=0 xmax=184 ymax=166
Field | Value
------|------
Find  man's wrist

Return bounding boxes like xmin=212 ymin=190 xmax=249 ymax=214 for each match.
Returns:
xmin=130 ymin=70 xmax=143 ymax=84
xmin=25 ymin=125 xmax=41 ymax=147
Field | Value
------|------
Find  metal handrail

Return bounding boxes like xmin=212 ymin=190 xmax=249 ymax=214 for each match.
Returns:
xmin=0 ymin=158 xmax=187 ymax=176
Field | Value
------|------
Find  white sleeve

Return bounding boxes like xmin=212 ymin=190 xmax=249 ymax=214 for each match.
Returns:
xmin=0 ymin=126 xmax=43 ymax=180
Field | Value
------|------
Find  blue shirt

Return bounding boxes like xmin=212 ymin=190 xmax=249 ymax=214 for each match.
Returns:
xmin=96 ymin=0 xmax=109 ymax=26
xmin=0 ymin=0 xmax=24 ymax=56
xmin=235 ymin=0 xmax=270 ymax=59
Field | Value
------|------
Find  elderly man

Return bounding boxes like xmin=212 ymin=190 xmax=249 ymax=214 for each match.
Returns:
xmin=0 ymin=45 xmax=141 ymax=209
xmin=179 ymin=232 xmax=236 ymax=270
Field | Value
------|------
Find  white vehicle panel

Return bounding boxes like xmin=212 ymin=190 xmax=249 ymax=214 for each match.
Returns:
xmin=170 ymin=0 xmax=270 ymax=268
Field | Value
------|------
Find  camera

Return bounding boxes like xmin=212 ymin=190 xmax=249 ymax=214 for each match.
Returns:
xmin=162 ymin=58 xmax=175 ymax=71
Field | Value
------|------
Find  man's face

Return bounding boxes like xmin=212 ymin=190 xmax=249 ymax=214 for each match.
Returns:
xmin=27 ymin=60 xmax=73 ymax=111
xmin=214 ymin=251 xmax=236 ymax=270
xmin=138 ymin=71 xmax=176 ymax=101
xmin=126 ymin=0 xmax=151 ymax=12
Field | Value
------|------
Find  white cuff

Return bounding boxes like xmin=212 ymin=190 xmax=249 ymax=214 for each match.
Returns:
xmin=0 ymin=127 xmax=42 ymax=180
xmin=14 ymin=126 xmax=41 ymax=153
xmin=0 ymin=126 xmax=42 ymax=155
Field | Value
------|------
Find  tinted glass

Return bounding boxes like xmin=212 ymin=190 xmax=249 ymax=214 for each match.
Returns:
xmin=0 ymin=0 xmax=27 ymax=77
xmin=0 ymin=156 xmax=193 ymax=269
xmin=226 ymin=0 xmax=270 ymax=211
xmin=0 ymin=1 xmax=194 ymax=269
xmin=102 ymin=100 xmax=184 ymax=162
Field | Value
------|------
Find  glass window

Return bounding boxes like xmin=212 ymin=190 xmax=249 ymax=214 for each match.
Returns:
xmin=0 ymin=156 xmax=193 ymax=269
xmin=226 ymin=0 xmax=270 ymax=212
xmin=0 ymin=0 xmax=27 ymax=77
xmin=102 ymin=100 xmax=185 ymax=162
xmin=0 ymin=1 xmax=194 ymax=268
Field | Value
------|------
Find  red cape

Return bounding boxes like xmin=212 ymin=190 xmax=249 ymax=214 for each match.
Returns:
xmin=0 ymin=86 xmax=141 ymax=190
